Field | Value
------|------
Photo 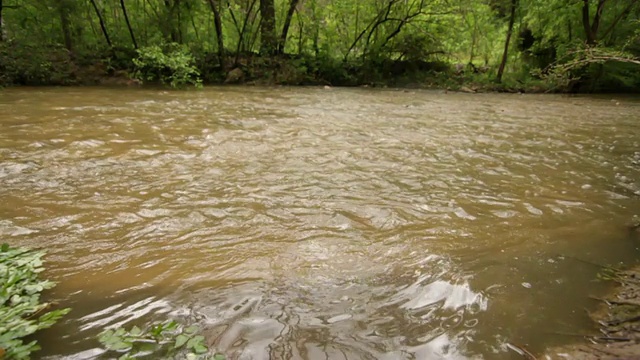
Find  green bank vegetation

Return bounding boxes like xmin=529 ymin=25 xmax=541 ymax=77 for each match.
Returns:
xmin=0 ymin=243 xmax=219 ymax=360
xmin=0 ymin=244 xmax=69 ymax=359
xmin=0 ymin=1 xmax=639 ymax=90
xmin=99 ymin=320 xmax=224 ymax=360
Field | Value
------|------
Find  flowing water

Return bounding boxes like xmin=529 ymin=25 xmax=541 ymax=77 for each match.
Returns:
xmin=1 ymin=87 xmax=639 ymax=359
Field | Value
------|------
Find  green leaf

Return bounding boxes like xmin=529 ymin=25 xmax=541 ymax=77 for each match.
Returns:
xmin=163 ymin=320 xmax=178 ymax=332
xmin=193 ymin=344 xmax=208 ymax=354
xmin=213 ymin=354 xmax=226 ymax=360
xmin=184 ymin=325 xmax=199 ymax=335
xmin=129 ymin=326 xmax=142 ymax=337
xmin=109 ymin=340 xmax=133 ymax=351
xmin=10 ymin=294 xmax=22 ymax=305
xmin=174 ymin=334 xmax=189 ymax=348
xmin=186 ymin=335 xmax=205 ymax=350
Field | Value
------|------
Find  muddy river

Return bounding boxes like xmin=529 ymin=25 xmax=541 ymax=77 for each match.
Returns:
xmin=1 ymin=87 xmax=639 ymax=359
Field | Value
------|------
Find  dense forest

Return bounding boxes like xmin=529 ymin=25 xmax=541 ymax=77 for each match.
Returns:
xmin=0 ymin=0 xmax=639 ymax=91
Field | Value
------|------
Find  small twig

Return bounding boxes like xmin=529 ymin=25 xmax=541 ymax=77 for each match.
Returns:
xmin=591 ymin=336 xmax=633 ymax=342
xmin=546 ymin=331 xmax=591 ymax=338
xmin=25 ymin=303 xmax=52 ymax=320
xmin=561 ymin=255 xmax=611 ymax=270
xmin=589 ymin=296 xmax=640 ymax=307
xmin=589 ymin=296 xmax=611 ymax=305
xmin=603 ymin=314 xmax=640 ymax=327
xmin=505 ymin=343 xmax=536 ymax=360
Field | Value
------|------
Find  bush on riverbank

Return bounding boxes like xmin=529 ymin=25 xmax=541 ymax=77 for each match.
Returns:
xmin=0 ymin=243 xmax=70 ymax=359
xmin=132 ymin=44 xmax=202 ymax=88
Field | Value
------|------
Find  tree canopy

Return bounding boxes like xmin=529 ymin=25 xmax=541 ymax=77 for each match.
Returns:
xmin=0 ymin=0 xmax=638 ymax=90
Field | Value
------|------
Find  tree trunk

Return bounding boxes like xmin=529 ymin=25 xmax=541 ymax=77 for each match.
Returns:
xmin=582 ymin=0 xmax=607 ymax=45
xmin=89 ymin=0 xmax=112 ymax=47
xmin=177 ymin=0 xmax=182 ymax=43
xmin=297 ymin=10 xmax=304 ymax=55
xmin=207 ymin=0 xmax=225 ymax=68
xmin=278 ymin=0 xmax=300 ymax=54
xmin=259 ymin=0 xmax=277 ymax=55
xmin=0 ymin=0 xmax=4 ymax=42
xmin=120 ymin=0 xmax=138 ymax=48
xmin=232 ymin=0 xmax=258 ymax=65
xmin=164 ymin=0 xmax=179 ymax=42
xmin=496 ymin=0 xmax=517 ymax=83
xmin=59 ymin=1 xmax=73 ymax=51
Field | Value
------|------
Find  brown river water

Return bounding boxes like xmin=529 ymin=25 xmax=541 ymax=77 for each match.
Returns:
xmin=1 ymin=87 xmax=639 ymax=359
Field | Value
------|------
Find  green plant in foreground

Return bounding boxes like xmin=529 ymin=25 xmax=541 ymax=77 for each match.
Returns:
xmin=99 ymin=320 xmax=225 ymax=360
xmin=0 ymin=243 xmax=70 ymax=359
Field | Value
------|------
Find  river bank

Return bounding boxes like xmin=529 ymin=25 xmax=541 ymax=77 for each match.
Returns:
xmin=543 ymin=243 xmax=640 ymax=359
xmin=0 ymin=58 xmax=546 ymax=94
xmin=1 ymin=43 xmax=637 ymax=94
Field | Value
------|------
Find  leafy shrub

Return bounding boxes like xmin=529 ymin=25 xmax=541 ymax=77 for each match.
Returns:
xmin=132 ymin=44 xmax=202 ymax=88
xmin=0 ymin=243 xmax=70 ymax=359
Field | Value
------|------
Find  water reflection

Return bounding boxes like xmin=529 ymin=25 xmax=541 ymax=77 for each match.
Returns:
xmin=0 ymin=87 xmax=639 ymax=359
xmin=183 ymin=256 xmax=484 ymax=359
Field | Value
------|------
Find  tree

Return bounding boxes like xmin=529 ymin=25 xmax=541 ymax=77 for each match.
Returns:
xmin=89 ymin=0 xmax=112 ymax=48
xmin=259 ymin=0 xmax=277 ymax=55
xmin=582 ymin=0 xmax=606 ymax=45
xmin=121 ymin=0 xmax=138 ymax=49
xmin=164 ymin=0 xmax=181 ymax=43
xmin=497 ymin=0 xmax=517 ymax=82
xmin=0 ymin=0 xmax=4 ymax=42
xmin=207 ymin=0 xmax=225 ymax=67
xmin=0 ymin=0 xmax=637 ymax=89
xmin=278 ymin=0 xmax=301 ymax=54
xmin=58 ymin=0 xmax=74 ymax=51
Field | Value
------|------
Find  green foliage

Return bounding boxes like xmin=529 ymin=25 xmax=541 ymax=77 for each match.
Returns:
xmin=0 ymin=243 xmax=71 ymax=359
xmin=99 ymin=320 xmax=224 ymax=360
xmin=533 ymin=45 xmax=640 ymax=92
xmin=0 ymin=0 xmax=638 ymax=90
xmin=519 ymin=0 xmax=640 ymax=92
xmin=132 ymin=44 xmax=202 ymax=88
xmin=0 ymin=41 xmax=75 ymax=86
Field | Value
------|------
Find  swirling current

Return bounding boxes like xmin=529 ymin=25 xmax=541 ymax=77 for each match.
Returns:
xmin=0 ymin=87 xmax=639 ymax=359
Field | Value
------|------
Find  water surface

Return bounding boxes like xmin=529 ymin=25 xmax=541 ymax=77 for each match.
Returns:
xmin=1 ymin=87 xmax=639 ymax=359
